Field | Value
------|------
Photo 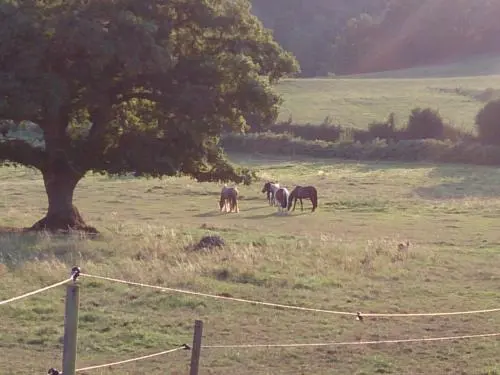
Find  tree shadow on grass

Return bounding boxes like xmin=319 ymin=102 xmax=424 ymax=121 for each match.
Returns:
xmin=194 ymin=211 xmax=224 ymax=218
xmin=0 ymin=229 xmax=103 ymax=267
xmin=413 ymin=165 xmax=500 ymax=199
xmin=244 ymin=212 xmax=289 ymax=220
xmin=351 ymin=160 xmax=438 ymax=173
xmin=195 ymin=205 xmax=267 ymax=218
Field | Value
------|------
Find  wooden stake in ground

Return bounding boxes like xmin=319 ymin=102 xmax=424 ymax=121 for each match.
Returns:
xmin=189 ymin=320 xmax=203 ymax=375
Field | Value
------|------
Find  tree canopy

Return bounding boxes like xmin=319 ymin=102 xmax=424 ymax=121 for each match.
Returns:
xmin=0 ymin=0 xmax=298 ymax=231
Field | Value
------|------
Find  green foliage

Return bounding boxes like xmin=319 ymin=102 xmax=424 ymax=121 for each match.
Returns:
xmin=365 ymin=113 xmax=400 ymax=142
xmin=0 ymin=0 xmax=298 ymax=182
xmin=267 ymin=122 xmax=342 ymax=142
xmin=476 ymin=99 xmax=500 ymax=145
xmin=251 ymin=0 xmax=500 ymax=75
xmin=257 ymin=111 xmax=471 ymax=145
xmin=405 ymin=108 xmax=445 ymax=140
xmin=222 ymin=132 xmax=500 ymax=166
xmin=250 ymin=0 xmax=386 ymax=76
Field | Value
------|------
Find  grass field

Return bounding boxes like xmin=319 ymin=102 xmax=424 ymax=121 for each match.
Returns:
xmin=2 ymin=153 xmax=500 ymax=374
xmin=276 ymin=55 xmax=500 ymax=130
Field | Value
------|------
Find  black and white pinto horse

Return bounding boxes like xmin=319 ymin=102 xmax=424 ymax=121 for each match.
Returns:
xmin=261 ymin=182 xmax=280 ymax=206
xmin=274 ymin=187 xmax=290 ymax=214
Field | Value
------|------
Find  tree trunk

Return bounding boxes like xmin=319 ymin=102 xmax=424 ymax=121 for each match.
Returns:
xmin=30 ymin=169 xmax=97 ymax=233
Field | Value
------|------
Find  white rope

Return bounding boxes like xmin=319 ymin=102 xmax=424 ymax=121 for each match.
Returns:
xmin=203 ymin=332 xmax=500 ymax=349
xmin=80 ymin=273 xmax=357 ymax=316
xmin=81 ymin=273 xmax=500 ymax=318
xmin=75 ymin=346 xmax=186 ymax=372
xmin=0 ymin=278 xmax=71 ymax=306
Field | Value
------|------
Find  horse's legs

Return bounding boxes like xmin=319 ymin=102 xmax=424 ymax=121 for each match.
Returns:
xmin=292 ymin=197 xmax=297 ymax=211
xmin=300 ymin=198 xmax=303 ymax=211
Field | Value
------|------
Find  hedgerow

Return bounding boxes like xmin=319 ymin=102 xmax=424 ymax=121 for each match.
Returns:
xmin=222 ymin=132 xmax=500 ymax=166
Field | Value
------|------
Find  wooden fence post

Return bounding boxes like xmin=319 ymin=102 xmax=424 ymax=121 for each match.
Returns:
xmin=62 ymin=283 xmax=80 ymax=375
xmin=189 ymin=320 xmax=203 ymax=375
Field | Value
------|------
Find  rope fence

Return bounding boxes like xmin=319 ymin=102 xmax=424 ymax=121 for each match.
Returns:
xmin=0 ymin=277 xmax=72 ymax=306
xmin=75 ymin=345 xmax=189 ymax=373
xmin=201 ymin=332 xmax=500 ymax=349
xmin=2 ymin=267 xmax=500 ymax=374
xmin=80 ymin=272 xmax=500 ymax=319
xmin=47 ymin=332 xmax=500 ymax=374
xmin=48 ymin=346 xmax=189 ymax=375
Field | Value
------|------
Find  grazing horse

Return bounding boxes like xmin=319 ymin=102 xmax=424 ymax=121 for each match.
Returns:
xmin=287 ymin=186 xmax=318 ymax=212
xmin=261 ymin=182 xmax=280 ymax=206
xmin=274 ymin=187 xmax=290 ymax=213
xmin=219 ymin=185 xmax=239 ymax=213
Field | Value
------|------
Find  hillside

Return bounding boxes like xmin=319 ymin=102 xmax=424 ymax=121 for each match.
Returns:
xmin=275 ymin=66 xmax=500 ymax=128
xmin=251 ymin=0 xmax=500 ymax=76
xmin=347 ymin=54 xmax=500 ymax=79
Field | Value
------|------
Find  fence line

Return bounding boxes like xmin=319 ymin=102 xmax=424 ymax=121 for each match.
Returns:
xmin=0 ymin=278 xmax=72 ymax=306
xmin=3 ymin=269 xmax=500 ymax=373
xmin=80 ymin=273 xmax=500 ymax=319
xmin=202 ymin=332 xmax=500 ymax=349
xmin=75 ymin=345 xmax=189 ymax=373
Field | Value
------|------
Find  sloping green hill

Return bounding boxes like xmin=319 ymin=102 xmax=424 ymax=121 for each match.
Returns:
xmin=275 ymin=55 xmax=500 ymax=129
xmin=347 ymin=54 xmax=500 ymax=79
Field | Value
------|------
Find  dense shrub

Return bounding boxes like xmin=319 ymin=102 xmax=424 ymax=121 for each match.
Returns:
xmin=258 ymin=109 xmax=472 ymax=145
xmin=221 ymin=132 xmax=500 ymax=166
xmin=267 ymin=122 xmax=342 ymax=142
xmin=405 ymin=108 xmax=445 ymax=140
xmin=476 ymin=99 xmax=500 ymax=145
xmin=441 ymin=123 xmax=474 ymax=143
xmin=363 ymin=113 xmax=403 ymax=142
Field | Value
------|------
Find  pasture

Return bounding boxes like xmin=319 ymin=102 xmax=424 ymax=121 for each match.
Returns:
xmin=2 ymin=153 xmax=500 ymax=374
xmin=276 ymin=55 xmax=500 ymax=129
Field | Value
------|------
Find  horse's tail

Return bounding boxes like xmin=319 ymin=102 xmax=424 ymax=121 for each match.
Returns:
xmin=287 ymin=190 xmax=294 ymax=210
xmin=282 ymin=189 xmax=289 ymax=209
xmin=219 ymin=191 xmax=225 ymax=211
xmin=311 ymin=187 xmax=318 ymax=211
xmin=232 ymin=190 xmax=239 ymax=212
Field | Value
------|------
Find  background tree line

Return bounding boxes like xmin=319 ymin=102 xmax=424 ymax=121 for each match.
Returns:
xmin=251 ymin=0 xmax=500 ymax=76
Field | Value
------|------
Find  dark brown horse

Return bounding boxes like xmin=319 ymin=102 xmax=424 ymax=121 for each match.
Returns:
xmin=287 ymin=186 xmax=318 ymax=212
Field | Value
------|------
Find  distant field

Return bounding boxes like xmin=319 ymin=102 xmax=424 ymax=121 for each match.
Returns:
xmin=276 ymin=55 xmax=500 ymax=130
xmin=2 ymin=154 xmax=500 ymax=374
xmin=348 ymin=54 xmax=500 ymax=79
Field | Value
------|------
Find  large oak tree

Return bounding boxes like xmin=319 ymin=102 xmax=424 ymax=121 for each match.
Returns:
xmin=0 ymin=0 xmax=298 ymax=232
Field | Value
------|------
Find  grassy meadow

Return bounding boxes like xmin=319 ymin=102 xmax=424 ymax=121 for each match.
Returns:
xmin=276 ymin=55 xmax=500 ymax=130
xmin=2 ymin=153 xmax=500 ymax=374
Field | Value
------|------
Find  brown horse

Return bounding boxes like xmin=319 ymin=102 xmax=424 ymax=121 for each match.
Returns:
xmin=219 ymin=186 xmax=239 ymax=213
xmin=287 ymin=186 xmax=318 ymax=212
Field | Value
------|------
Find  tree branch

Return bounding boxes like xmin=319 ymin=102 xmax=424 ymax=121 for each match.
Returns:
xmin=0 ymin=139 xmax=47 ymax=170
